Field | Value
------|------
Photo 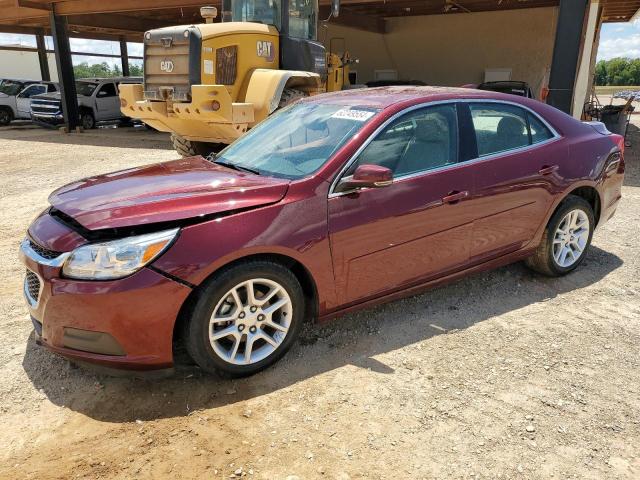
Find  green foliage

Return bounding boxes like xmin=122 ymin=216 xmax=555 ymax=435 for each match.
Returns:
xmin=73 ymin=62 xmax=143 ymax=79
xmin=595 ymin=58 xmax=640 ymax=86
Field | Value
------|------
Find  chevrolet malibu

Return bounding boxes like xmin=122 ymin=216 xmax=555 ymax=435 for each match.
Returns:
xmin=20 ymin=86 xmax=625 ymax=376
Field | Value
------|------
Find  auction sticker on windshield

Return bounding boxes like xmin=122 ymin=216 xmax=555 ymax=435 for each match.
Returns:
xmin=331 ymin=109 xmax=376 ymax=121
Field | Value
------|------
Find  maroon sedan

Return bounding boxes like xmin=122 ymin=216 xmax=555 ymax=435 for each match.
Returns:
xmin=20 ymin=87 xmax=625 ymax=376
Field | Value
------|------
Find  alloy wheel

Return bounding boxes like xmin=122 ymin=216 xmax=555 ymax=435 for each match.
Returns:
xmin=552 ymin=208 xmax=590 ymax=268
xmin=208 ymin=278 xmax=292 ymax=365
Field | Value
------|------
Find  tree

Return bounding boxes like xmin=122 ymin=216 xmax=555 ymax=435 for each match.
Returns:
xmin=73 ymin=61 xmax=143 ymax=79
xmin=594 ymin=58 xmax=640 ymax=86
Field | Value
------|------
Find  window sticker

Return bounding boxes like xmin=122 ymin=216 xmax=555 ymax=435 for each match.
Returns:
xmin=330 ymin=108 xmax=376 ymax=122
xmin=204 ymin=59 xmax=214 ymax=75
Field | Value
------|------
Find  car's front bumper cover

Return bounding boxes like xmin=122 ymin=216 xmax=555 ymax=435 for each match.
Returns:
xmin=19 ymin=238 xmax=192 ymax=371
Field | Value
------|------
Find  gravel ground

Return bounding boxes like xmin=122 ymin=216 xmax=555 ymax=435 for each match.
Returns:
xmin=0 ymin=121 xmax=639 ymax=480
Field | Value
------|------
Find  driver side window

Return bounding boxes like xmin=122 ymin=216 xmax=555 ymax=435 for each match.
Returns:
xmin=350 ymin=104 xmax=459 ymax=178
xmin=20 ymin=85 xmax=46 ymax=98
xmin=96 ymin=83 xmax=117 ymax=98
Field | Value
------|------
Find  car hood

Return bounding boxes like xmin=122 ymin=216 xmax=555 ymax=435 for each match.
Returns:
xmin=49 ymin=156 xmax=290 ymax=230
xmin=33 ymin=92 xmax=61 ymax=100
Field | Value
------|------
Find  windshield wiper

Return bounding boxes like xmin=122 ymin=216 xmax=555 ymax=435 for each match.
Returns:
xmin=212 ymin=160 xmax=260 ymax=175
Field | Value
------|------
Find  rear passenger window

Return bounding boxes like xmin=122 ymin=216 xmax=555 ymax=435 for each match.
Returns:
xmin=528 ymin=112 xmax=554 ymax=144
xmin=470 ymin=103 xmax=529 ymax=156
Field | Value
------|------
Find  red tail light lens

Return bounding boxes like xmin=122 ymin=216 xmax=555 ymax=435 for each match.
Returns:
xmin=612 ymin=133 xmax=625 ymax=156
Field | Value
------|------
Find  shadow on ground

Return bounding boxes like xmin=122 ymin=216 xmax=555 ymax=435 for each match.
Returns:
xmin=0 ymin=123 xmax=174 ymax=150
xmin=22 ymin=245 xmax=622 ymax=423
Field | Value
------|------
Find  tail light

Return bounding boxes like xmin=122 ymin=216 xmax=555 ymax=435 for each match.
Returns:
xmin=216 ymin=45 xmax=238 ymax=85
xmin=612 ymin=133 xmax=625 ymax=157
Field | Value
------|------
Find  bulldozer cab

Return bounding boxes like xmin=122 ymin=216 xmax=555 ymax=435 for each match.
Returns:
xmin=223 ymin=0 xmax=328 ymax=78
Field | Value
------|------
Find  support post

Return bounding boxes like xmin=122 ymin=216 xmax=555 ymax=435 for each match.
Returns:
xmin=35 ymin=28 xmax=50 ymax=81
xmin=547 ymin=0 xmax=590 ymax=114
xmin=49 ymin=11 xmax=79 ymax=131
xmin=119 ymin=36 xmax=130 ymax=77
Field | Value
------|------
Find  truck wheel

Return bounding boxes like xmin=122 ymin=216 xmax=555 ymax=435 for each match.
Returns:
xmin=171 ymin=134 xmax=224 ymax=158
xmin=278 ymin=88 xmax=308 ymax=109
xmin=0 ymin=108 xmax=13 ymax=126
xmin=80 ymin=111 xmax=95 ymax=130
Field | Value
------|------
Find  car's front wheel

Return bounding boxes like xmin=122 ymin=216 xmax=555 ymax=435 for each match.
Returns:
xmin=80 ymin=111 xmax=95 ymax=130
xmin=184 ymin=260 xmax=305 ymax=376
xmin=525 ymin=195 xmax=595 ymax=276
xmin=0 ymin=107 xmax=13 ymax=126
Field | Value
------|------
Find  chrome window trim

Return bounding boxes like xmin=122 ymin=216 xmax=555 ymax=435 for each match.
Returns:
xmin=328 ymin=98 xmax=562 ymax=198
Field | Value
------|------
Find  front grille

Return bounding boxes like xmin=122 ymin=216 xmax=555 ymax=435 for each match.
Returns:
xmin=25 ymin=270 xmax=41 ymax=306
xmin=143 ymin=26 xmax=200 ymax=102
xmin=31 ymin=98 xmax=62 ymax=115
xmin=216 ymin=45 xmax=238 ymax=85
xmin=28 ymin=240 xmax=61 ymax=260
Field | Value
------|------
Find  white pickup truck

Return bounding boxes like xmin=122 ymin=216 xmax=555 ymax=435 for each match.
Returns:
xmin=0 ymin=79 xmax=59 ymax=125
xmin=30 ymin=77 xmax=141 ymax=129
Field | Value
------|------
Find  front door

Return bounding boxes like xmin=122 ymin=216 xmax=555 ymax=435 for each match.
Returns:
xmin=16 ymin=84 xmax=46 ymax=118
xmin=94 ymin=82 xmax=119 ymax=120
xmin=328 ymin=103 xmax=475 ymax=306
xmin=462 ymin=102 xmax=564 ymax=262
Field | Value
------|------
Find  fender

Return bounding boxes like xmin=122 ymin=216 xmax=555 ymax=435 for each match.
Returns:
xmin=244 ymin=68 xmax=322 ymax=123
xmin=524 ymin=179 xmax=602 ymax=251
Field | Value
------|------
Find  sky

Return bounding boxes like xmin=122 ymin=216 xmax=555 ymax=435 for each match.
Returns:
xmin=0 ymin=18 xmax=637 ymax=67
xmin=598 ymin=20 xmax=640 ymax=60
xmin=0 ymin=33 xmax=143 ymax=67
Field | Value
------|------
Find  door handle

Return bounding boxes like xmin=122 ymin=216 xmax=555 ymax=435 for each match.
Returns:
xmin=539 ymin=165 xmax=559 ymax=175
xmin=442 ymin=190 xmax=469 ymax=204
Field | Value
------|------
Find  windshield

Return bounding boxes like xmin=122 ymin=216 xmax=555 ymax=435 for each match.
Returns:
xmin=231 ymin=0 xmax=281 ymax=30
xmin=75 ymin=82 xmax=98 ymax=96
xmin=214 ymin=102 xmax=379 ymax=179
xmin=0 ymin=81 xmax=27 ymax=96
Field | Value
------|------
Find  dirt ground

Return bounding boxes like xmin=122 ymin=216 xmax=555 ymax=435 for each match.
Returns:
xmin=0 ymin=120 xmax=639 ymax=480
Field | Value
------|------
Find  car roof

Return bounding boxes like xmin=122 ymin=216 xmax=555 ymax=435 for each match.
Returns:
xmin=302 ymin=85 xmax=533 ymax=109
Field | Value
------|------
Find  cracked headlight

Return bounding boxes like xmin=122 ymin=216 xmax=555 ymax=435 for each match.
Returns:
xmin=62 ymin=228 xmax=179 ymax=280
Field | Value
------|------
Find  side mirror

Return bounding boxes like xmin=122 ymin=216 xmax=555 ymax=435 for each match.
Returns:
xmin=331 ymin=0 xmax=340 ymax=17
xmin=336 ymin=164 xmax=392 ymax=192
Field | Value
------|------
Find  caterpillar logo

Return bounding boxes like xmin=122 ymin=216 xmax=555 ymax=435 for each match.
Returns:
xmin=160 ymin=60 xmax=175 ymax=73
xmin=256 ymin=41 xmax=275 ymax=62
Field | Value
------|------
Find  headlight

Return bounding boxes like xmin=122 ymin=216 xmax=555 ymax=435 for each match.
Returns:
xmin=62 ymin=228 xmax=179 ymax=280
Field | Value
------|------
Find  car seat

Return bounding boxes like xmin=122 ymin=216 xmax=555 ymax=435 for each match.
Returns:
xmin=395 ymin=117 xmax=450 ymax=176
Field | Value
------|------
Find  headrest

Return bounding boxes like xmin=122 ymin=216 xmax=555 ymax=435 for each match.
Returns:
xmin=414 ymin=116 xmax=447 ymax=143
xmin=497 ymin=116 xmax=526 ymax=137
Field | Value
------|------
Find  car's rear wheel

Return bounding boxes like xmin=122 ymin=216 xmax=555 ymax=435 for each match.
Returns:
xmin=525 ymin=195 xmax=595 ymax=276
xmin=0 ymin=107 xmax=13 ymax=126
xmin=184 ymin=260 xmax=305 ymax=376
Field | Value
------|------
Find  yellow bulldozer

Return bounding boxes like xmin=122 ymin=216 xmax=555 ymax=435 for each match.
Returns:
xmin=119 ymin=0 xmax=358 ymax=157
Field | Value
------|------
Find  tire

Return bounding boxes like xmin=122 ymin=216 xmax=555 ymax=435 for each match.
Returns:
xmin=80 ymin=111 xmax=95 ymax=130
xmin=0 ymin=107 xmax=13 ymax=126
xmin=525 ymin=195 xmax=595 ymax=276
xmin=171 ymin=133 xmax=224 ymax=158
xmin=278 ymin=88 xmax=308 ymax=109
xmin=184 ymin=260 xmax=305 ymax=376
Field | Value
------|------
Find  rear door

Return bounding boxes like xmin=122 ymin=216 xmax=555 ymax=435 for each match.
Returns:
xmin=328 ymin=103 xmax=476 ymax=305
xmin=94 ymin=82 xmax=119 ymax=120
xmin=461 ymin=101 xmax=564 ymax=262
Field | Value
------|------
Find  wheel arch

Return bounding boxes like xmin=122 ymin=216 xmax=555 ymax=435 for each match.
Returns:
xmin=244 ymin=68 xmax=321 ymax=122
xmin=172 ymin=252 xmax=320 ymax=347
xmin=566 ymin=185 xmax=602 ymax=226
